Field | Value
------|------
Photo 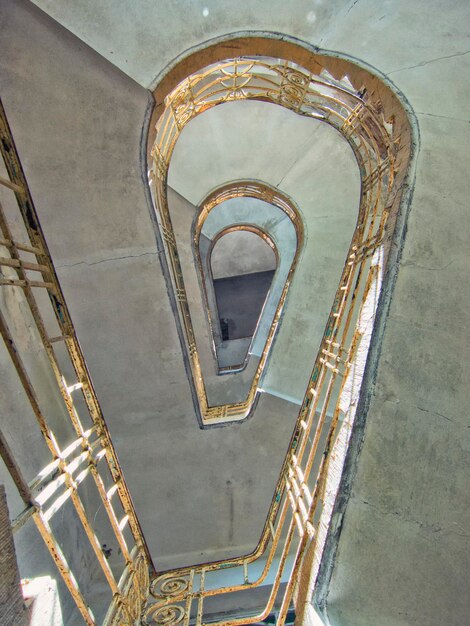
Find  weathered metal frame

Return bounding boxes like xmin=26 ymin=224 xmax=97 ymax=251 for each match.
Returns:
xmin=0 ymin=98 xmax=151 ymax=625
xmin=145 ymin=53 xmax=412 ymax=625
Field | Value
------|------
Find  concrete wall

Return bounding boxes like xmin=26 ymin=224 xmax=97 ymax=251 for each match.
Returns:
xmin=211 ymin=230 xmax=276 ymax=279
xmin=0 ymin=0 xmax=301 ymax=587
xmin=2 ymin=1 xmax=470 ymax=625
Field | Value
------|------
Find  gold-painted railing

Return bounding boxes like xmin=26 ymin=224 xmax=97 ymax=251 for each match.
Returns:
xmin=0 ymin=98 xmax=151 ymax=625
xmin=148 ymin=56 xmax=409 ymax=426
xmin=194 ymin=180 xmax=303 ymax=378
xmin=145 ymin=55 xmax=412 ymax=624
xmin=0 ymin=49 xmax=413 ymax=626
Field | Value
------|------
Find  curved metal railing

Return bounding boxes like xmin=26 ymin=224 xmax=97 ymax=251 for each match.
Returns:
xmin=145 ymin=54 xmax=412 ymax=625
xmin=0 ymin=45 xmax=413 ymax=626
xmin=193 ymin=180 xmax=303 ymax=409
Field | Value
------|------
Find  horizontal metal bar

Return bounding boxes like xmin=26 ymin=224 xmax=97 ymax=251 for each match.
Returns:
xmin=0 ymin=237 xmax=43 ymax=255
xmin=48 ymin=335 xmax=69 ymax=343
xmin=28 ymin=428 xmax=97 ymax=493
xmin=0 ymin=255 xmax=49 ymax=273
xmin=0 ymin=277 xmax=55 ymax=289
xmin=66 ymin=382 xmax=83 ymax=394
xmin=0 ymin=174 xmax=24 ymax=194
xmin=106 ymin=483 xmax=120 ymax=500
xmin=12 ymin=504 xmax=36 ymax=533
xmin=34 ymin=440 xmax=94 ymax=503
xmin=35 ymin=440 xmax=102 ymax=508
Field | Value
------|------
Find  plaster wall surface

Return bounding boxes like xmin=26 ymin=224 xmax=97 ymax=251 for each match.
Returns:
xmin=1 ymin=1 xmax=470 ymax=625
xmin=169 ymin=102 xmax=360 ymax=403
xmin=211 ymin=230 xmax=276 ymax=279
xmin=0 ymin=0 xmax=300 ymax=588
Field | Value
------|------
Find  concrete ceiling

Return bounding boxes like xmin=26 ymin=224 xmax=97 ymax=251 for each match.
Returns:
xmin=1 ymin=1 xmax=470 ymax=625
xmin=211 ymin=230 xmax=276 ymax=279
xmin=29 ymin=0 xmax=347 ymax=88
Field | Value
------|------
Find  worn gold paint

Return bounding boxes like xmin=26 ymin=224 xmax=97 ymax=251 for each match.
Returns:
xmin=144 ymin=52 xmax=411 ymax=625
xmin=0 ymin=98 xmax=150 ymax=626
xmin=194 ymin=180 xmax=302 ymax=378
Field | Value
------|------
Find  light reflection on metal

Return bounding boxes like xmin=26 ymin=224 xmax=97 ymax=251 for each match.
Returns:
xmin=148 ymin=57 xmax=399 ymax=426
xmin=0 ymin=44 xmax=413 ymax=626
xmin=146 ymin=54 xmax=412 ymax=625
xmin=194 ymin=181 xmax=302 ymax=379
xmin=0 ymin=98 xmax=151 ymax=626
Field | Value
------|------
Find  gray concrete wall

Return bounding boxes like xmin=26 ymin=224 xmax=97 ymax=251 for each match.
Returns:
xmin=0 ymin=0 xmax=301 ymax=587
xmin=2 ymin=1 xmax=470 ymax=625
xmin=211 ymin=230 xmax=276 ymax=279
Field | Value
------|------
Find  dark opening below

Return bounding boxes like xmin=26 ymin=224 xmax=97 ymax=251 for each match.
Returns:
xmin=214 ymin=269 xmax=275 ymax=341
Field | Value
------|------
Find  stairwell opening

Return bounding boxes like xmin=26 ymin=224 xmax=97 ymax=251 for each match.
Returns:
xmin=142 ymin=32 xmax=417 ymax=626
xmin=210 ymin=227 xmax=277 ymax=370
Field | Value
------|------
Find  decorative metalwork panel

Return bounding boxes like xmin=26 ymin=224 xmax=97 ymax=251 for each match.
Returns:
xmin=146 ymin=54 xmax=413 ymax=625
xmin=0 ymin=98 xmax=151 ymax=625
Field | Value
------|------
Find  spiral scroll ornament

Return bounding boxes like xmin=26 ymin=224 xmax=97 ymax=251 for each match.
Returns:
xmin=150 ymin=575 xmax=190 ymax=599
xmin=144 ymin=603 xmax=186 ymax=626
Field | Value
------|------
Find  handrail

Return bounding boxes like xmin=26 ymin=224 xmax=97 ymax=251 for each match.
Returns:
xmin=145 ymin=54 xmax=412 ymax=625
xmin=0 ymin=46 xmax=413 ymax=626
xmin=0 ymin=97 xmax=151 ymax=625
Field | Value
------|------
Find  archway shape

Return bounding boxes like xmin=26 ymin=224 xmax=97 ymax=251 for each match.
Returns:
xmin=144 ymin=34 xmax=416 ymax=626
xmin=207 ymin=226 xmax=277 ymax=371
xmin=193 ymin=180 xmax=303 ymax=386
